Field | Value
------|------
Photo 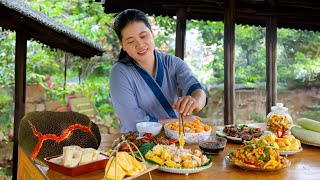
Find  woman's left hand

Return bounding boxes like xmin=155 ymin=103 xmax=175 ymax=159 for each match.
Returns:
xmin=172 ymin=96 xmax=200 ymax=116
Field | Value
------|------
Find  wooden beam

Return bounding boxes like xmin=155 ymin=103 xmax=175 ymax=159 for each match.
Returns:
xmin=12 ymin=31 xmax=27 ymax=180
xmin=175 ymin=8 xmax=186 ymax=59
xmin=266 ymin=16 xmax=277 ymax=114
xmin=224 ymin=0 xmax=235 ymax=125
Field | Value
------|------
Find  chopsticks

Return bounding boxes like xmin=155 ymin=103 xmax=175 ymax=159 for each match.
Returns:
xmin=179 ymin=113 xmax=185 ymax=135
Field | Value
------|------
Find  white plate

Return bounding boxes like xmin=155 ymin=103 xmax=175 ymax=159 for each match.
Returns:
xmin=216 ymin=125 xmax=269 ymax=144
xmin=279 ymin=146 xmax=303 ymax=156
xmin=225 ymin=155 xmax=291 ymax=171
xmin=156 ymin=161 xmax=213 ymax=175
xmin=215 ymin=130 xmax=227 ymax=137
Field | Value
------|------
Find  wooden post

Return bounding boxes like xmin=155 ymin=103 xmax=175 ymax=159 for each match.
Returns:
xmin=175 ymin=8 xmax=186 ymax=59
xmin=224 ymin=0 xmax=235 ymax=125
xmin=266 ymin=16 xmax=277 ymax=114
xmin=12 ymin=31 xmax=27 ymax=180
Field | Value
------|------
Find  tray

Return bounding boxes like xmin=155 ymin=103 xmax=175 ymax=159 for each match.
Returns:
xmin=225 ymin=155 xmax=291 ymax=171
xmin=45 ymin=154 xmax=109 ymax=177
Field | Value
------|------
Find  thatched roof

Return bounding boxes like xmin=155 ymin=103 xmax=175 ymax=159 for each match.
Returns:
xmin=104 ymin=0 xmax=320 ymax=32
xmin=0 ymin=0 xmax=105 ymax=57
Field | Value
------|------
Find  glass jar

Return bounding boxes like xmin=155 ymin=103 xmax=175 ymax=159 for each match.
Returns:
xmin=266 ymin=103 xmax=293 ymax=135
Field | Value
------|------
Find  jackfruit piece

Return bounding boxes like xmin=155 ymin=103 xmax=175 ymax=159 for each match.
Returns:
xmin=79 ymin=148 xmax=95 ymax=166
xmin=165 ymin=160 xmax=181 ymax=168
xmin=182 ymin=160 xmax=193 ymax=168
xmin=145 ymin=151 xmax=154 ymax=159
xmin=116 ymin=152 xmax=133 ymax=172
xmin=126 ymin=167 xmax=140 ymax=176
xmin=105 ymin=157 xmax=127 ymax=180
xmin=153 ymin=145 xmax=163 ymax=156
xmin=178 ymin=134 xmax=185 ymax=147
xmin=125 ymin=153 xmax=144 ymax=170
xmin=161 ymin=149 xmax=172 ymax=161
xmin=150 ymin=155 xmax=164 ymax=165
xmin=265 ymin=134 xmax=277 ymax=142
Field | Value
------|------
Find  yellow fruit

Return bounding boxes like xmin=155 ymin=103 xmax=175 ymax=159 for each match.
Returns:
xmin=105 ymin=157 xmax=127 ymax=180
xmin=150 ymin=156 xmax=164 ymax=165
xmin=125 ymin=153 xmax=145 ymax=170
xmin=165 ymin=160 xmax=181 ymax=168
xmin=116 ymin=152 xmax=133 ymax=172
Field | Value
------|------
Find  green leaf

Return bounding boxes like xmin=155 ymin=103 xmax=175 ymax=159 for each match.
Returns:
xmin=139 ymin=143 xmax=155 ymax=157
xmin=203 ymin=155 xmax=214 ymax=166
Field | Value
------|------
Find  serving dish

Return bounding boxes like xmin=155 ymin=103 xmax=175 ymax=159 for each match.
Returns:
xmin=216 ymin=125 xmax=270 ymax=144
xmin=45 ymin=154 xmax=109 ymax=176
xmin=164 ymin=123 xmax=211 ymax=144
xmin=148 ymin=155 xmax=213 ymax=175
xmin=279 ymin=146 xmax=303 ymax=156
xmin=225 ymin=155 xmax=291 ymax=171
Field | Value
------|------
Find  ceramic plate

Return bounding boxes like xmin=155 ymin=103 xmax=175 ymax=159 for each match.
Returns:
xmin=147 ymin=156 xmax=213 ymax=175
xmin=225 ymin=155 xmax=291 ymax=171
xmin=279 ymin=146 xmax=303 ymax=156
xmin=216 ymin=125 xmax=270 ymax=144
xmin=157 ymin=163 xmax=212 ymax=175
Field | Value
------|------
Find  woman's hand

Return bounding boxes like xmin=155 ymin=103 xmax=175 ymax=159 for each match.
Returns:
xmin=172 ymin=96 xmax=200 ymax=116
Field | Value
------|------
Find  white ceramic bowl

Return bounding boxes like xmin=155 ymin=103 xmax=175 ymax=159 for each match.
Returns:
xmin=164 ymin=123 xmax=212 ymax=144
xmin=136 ymin=122 xmax=163 ymax=136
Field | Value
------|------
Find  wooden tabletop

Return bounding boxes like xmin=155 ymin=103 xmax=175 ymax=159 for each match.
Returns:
xmin=34 ymin=125 xmax=320 ymax=180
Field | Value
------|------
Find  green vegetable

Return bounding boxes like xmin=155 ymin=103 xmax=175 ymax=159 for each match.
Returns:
xmin=291 ymin=126 xmax=320 ymax=144
xmin=139 ymin=143 xmax=155 ymax=157
xmin=297 ymin=118 xmax=320 ymax=133
xmin=203 ymin=155 xmax=214 ymax=166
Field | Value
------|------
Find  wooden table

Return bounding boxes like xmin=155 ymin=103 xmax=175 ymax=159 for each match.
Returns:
xmin=18 ymin=125 xmax=320 ymax=180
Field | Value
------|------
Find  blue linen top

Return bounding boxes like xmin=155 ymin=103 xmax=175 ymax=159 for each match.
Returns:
xmin=110 ymin=51 xmax=205 ymax=132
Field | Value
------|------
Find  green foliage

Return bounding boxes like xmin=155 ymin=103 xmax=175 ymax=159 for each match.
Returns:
xmin=0 ymin=167 xmax=12 ymax=180
xmin=153 ymin=16 xmax=176 ymax=54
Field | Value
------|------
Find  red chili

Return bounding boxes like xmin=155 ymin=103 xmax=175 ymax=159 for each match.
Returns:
xmin=280 ymin=127 xmax=287 ymax=138
xmin=245 ymin=161 xmax=260 ymax=168
xmin=168 ymin=139 xmax=178 ymax=144
xmin=143 ymin=133 xmax=153 ymax=139
xmin=120 ymin=147 xmax=131 ymax=152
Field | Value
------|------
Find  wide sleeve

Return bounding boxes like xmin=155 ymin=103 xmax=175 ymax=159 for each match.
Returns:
xmin=174 ymin=57 xmax=206 ymax=96
xmin=109 ymin=65 xmax=156 ymax=133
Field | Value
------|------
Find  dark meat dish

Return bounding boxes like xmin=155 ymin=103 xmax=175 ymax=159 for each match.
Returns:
xmin=111 ymin=132 xmax=171 ymax=151
xmin=222 ymin=125 xmax=263 ymax=141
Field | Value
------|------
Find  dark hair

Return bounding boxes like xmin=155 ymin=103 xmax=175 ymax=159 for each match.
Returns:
xmin=113 ymin=9 xmax=152 ymax=61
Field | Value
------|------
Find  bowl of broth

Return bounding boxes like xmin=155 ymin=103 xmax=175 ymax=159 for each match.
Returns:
xmin=199 ymin=136 xmax=227 ymax=154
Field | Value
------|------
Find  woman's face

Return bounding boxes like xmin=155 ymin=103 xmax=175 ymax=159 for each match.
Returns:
xmin=121 ymin=21 xmax=155 ymax=64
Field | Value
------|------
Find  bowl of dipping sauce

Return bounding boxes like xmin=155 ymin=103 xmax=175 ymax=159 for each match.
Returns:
xmin=199 ymin=136 xmax=227 ymax=154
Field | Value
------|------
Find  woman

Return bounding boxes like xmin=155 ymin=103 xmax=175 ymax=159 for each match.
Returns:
xmin=110 ymin=9 xmax=207 ymax=132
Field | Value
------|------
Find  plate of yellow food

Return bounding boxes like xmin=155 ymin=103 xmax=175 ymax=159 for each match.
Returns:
xmin=258 ymin=133 xmax=303 ymax=156
xmin=143 ymin=144 xmax=213 ymax=175
xmin=226 ymin=139 xmax=291 ymax=171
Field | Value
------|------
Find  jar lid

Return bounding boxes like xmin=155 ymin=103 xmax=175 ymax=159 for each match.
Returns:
xmin=271 ymin=103 xmax=288 ymax=111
